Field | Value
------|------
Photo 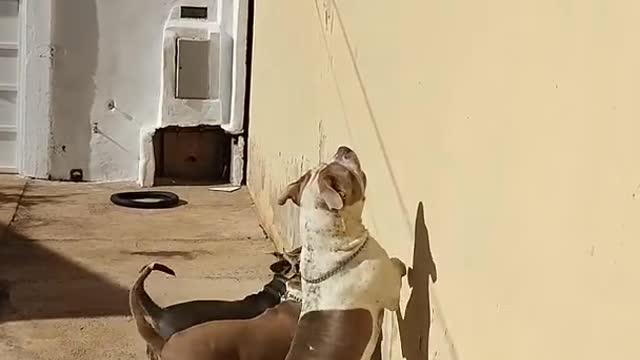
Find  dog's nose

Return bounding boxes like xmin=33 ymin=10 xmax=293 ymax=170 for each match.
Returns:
xmin=332 ymin=146 xmax=361 ymax=170
xmin=335 ymin=146 xmax=354 ymax=158
xmin=334 ymin=146 xmax=358 ymax=164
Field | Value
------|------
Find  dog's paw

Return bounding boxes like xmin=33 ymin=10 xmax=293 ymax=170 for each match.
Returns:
xmin=383 ymin=299 xmax=401 ymax=312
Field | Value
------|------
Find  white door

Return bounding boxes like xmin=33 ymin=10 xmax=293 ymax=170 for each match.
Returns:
xmin=0 ymin=0 xmax=19 ymax=173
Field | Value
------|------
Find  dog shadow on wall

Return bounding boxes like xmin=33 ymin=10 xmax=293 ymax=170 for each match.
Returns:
xmin=397 ymin=201 xmax=438 ymax=360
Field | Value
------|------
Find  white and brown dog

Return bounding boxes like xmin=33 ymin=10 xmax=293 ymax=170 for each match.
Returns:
xmin=279 ymin=146 xmax=406 ymax=360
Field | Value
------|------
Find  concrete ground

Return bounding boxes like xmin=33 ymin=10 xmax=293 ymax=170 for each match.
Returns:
xmin=0 ymin=175 xmax=275 ymax=360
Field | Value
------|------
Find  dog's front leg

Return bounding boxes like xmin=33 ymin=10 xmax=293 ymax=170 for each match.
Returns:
xmin=390 ymin=258 xmax=407 ymax=277
xmin=382 ymin=258 xmax=407 ymax=312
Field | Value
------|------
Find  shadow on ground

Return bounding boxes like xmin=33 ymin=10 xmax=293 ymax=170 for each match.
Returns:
xmin=0 ymin=188 xmax=130 ymax=322
xmin=0 ymin=184 xmax=78 ymax=210
xmin=397 ymin=202 xmax=438 ymax=360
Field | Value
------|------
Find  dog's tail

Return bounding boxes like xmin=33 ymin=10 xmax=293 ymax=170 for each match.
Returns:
xmin=129 ymin=262 xmax=175 ymax=355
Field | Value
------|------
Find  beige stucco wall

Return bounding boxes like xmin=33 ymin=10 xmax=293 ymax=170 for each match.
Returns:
xmin=247 ymin=1 xmax=640 ymax=359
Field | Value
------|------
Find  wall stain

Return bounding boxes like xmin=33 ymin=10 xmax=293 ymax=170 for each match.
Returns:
xmin=322 ymin=0 xmax=335 ymax=34
xmin=318 ymin=119 xmax=327 ymax=161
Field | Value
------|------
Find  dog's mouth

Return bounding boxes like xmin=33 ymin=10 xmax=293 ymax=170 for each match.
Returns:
xmin=269 ymin=246 xmax=302 ymax=277
xmin=331 ymin=146 xmax=360 ymax=167
xmin=284 ymin=263 xmax=301 ymax=280
xmin=332 ymin=146 xmax=365 ymax=175
xmin=329 ymin=147 xmax=367 ymax=195
xmin=269 ymin=258 xmax=301 ymax=283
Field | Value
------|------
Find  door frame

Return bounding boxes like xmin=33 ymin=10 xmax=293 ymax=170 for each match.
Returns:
xmin=0 ymin=0 xmax=21 ymax=173
xmin=16 ymin=0 xmax=52 ymax=178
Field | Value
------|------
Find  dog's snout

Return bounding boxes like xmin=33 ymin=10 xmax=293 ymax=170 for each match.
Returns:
xmin=335 ymin=146 xmax=355 ymax=159
xmin=332 ymin=146 xmax=360 ymax=168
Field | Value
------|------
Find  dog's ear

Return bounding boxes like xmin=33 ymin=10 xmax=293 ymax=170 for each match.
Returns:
xmin=319 ymin=181 xmax=343 ymax=210
xmin=278 ymin=171 xmax=311 ymax=206
xmin=317 ymin=166 xmax=347 ymax=210
xmin=318 ymin=163 xmax=365 ymax=210
xmin=281 ymin=246 xmax=301 ymax=269
xmin=284 ymin=246 xmax=302 ymax=258
xmin=269 ymin=259 xmax=292 ymax=274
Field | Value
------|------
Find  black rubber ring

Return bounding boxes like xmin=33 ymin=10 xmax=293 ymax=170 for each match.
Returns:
xmin=110 ymin=191 xmax=180 ymax=209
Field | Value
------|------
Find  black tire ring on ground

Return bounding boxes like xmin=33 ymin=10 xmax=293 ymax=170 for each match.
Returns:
xmin=110 ymin=191 xmax=180 ymax=209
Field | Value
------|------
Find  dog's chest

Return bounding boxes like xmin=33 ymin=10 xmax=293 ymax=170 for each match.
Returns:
xmin=301 ymin=258 xmax=390 ymax=314
xmin=300 ymin=235 xmax=401 ymax=317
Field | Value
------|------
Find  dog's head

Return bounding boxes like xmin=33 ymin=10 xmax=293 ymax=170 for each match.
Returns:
xmin=264 ymin=248 xmax=302 ymax=299
xmin=277 ymin=146 xmax=367 ymax=218
xmin=268 ymin=246 xmax=301 ymax=279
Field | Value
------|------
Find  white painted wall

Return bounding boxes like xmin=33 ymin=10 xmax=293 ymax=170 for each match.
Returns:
xmin=139 ymin=3 xmax=230 ymax=186
xmin=48 ymin=0 xmax=206 ymax=181
xmin=23 ymin=0 xmax=247 ymax=182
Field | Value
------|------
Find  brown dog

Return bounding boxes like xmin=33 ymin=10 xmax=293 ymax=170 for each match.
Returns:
xmin=130 ymin=249 xmax=301 ymax=359
xmin=159 ymin=285 xmax=302 ymax=360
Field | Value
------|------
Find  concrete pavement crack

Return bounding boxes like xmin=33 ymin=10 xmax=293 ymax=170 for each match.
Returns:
xmin=1 ymin=179 xmax=28 ymax=241
xmin=7 ymin=179 xmax=28 ymax=229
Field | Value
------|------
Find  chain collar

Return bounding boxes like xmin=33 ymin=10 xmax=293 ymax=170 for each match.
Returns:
xmin=283 ymin=290 xmax=302 ymax=303
xmin=301 ymin=239 xmax=368 ymax=284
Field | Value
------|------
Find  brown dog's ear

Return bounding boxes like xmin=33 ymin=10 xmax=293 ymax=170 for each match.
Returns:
xmin=277 ymin=171 xmax=311 ymax=206
xmin=270 ymin=259 xmax=292 ymax=274
xmin=284 ymin=246 xmax=302 ymax=257
xmin=281 ymin=246 xmax=301 ymax=267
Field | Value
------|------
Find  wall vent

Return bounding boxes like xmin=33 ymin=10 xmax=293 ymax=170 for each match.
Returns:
xmin=180 ymin=6 xmax=207 ymax=19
